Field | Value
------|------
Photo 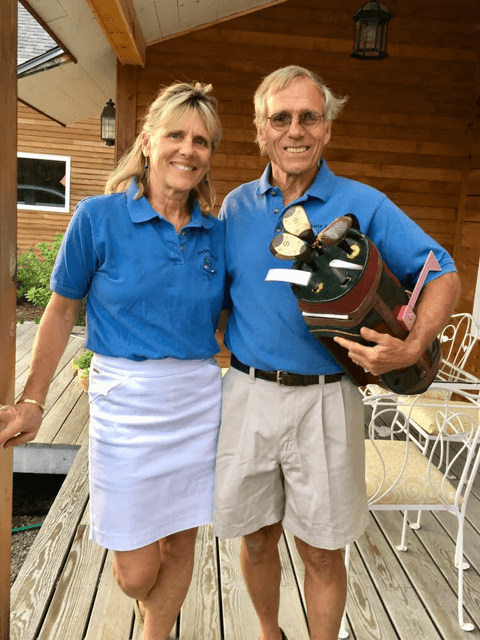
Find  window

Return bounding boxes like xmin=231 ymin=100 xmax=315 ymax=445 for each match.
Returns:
xmin=17 ymin=152 xmax=71 ymax=213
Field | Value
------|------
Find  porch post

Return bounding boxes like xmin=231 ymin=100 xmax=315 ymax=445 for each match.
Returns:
xmin=0 ymin=0 xmax=18 ymax=636
xmin=115 ymin=61 xmax=138 ymax=164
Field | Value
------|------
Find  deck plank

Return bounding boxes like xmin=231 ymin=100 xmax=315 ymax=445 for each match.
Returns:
xmin=180 ymin=525 xmax=221 ymax=640
xmin=35 ymin=378 xmax=84 ymax=445
xmin=52 ymin=391 xmax=90 ymax=445
xmin=84 ymin=549 xmax=134 ymax=640
xmin=15 ymin=322 xmax=38 ymax=341
xmin=277 ymin=536 xmax=310 ymax=639
xmin=10 ymin=445 xmax=90 ymax=640
xmin=413 ymin=511 xmax=480 ymax=623
xmin=434 ymin=508 xmax=480 ymax=574
xmin=15 ymin=335 xmax=85 ymax=403
xmin=36 ymin=520 xmax=106 ymax=640
xmin=14 ymin=324 xmax=39 ymax=361
xmin=218 ymin=536 xmax=261 ymax=640
xmin=355 ymin=516 xmax=444 ymax=639
xmin=346 ymin=542 xmax=398 ymax=640
xmin=373 ymin=510 xmax=479 ymax=637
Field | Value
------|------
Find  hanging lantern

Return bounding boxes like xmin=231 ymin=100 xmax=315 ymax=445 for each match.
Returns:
xmin=100 ymin=99 xmax=116 ymax=146
xmin=351 ymin=1 xmax=393 ymax=60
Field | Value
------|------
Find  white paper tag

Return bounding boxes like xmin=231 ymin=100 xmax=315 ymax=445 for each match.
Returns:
xmin=265 ymin=268 xmax=312 ymax=286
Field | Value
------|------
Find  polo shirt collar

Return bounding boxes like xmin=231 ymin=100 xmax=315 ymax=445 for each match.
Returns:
xmin=256 ymin=160 xmax=336 ymax=203
xmin=126 ymin=179 xmax=213 ymax=228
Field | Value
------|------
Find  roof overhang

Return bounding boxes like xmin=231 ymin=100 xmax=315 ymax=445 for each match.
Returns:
xmin=18 ymin=0 xmax=286 ymax=125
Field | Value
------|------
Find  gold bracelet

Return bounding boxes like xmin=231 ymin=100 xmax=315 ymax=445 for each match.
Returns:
xmin=17 ymin=398 xmax=45 ymax=413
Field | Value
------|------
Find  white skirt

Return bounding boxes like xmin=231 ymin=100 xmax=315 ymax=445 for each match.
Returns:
xmin=88 ymin=353 xmax=221 ymax=551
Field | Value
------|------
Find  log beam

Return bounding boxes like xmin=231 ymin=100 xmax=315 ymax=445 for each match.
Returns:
xmin=0 ymin=0 xmax=17 ymax=637
xmin=115 ymin=62 xmax=138 ymax=164
xmin=85 ymin=0 xmax=145 ymax=66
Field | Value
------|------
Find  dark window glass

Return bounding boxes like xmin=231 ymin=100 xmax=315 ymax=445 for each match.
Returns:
xmin=17 ymin=156 xmax=67 ymax=208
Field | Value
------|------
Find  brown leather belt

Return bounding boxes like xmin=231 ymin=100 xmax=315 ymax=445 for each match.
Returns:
xmin=230 ymin=355 xmax=344 ymax=387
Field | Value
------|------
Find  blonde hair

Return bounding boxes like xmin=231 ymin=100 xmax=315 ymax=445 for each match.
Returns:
xmin=254 ymin=65 xmax=348 ymax=154
xmin=105 ymin=81 xmax=222 ymax=213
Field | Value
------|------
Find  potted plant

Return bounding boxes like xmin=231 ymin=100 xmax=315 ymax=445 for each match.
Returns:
xmin=72 ymin=349 xmax=93 ymax=392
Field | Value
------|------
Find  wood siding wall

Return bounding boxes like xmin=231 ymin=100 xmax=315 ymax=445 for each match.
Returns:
xmin=17 ymin=104 xmax=115 ymax=253
xmin=132 ymin=0 xmax=478 ymax=263
xmin=125 ymin=0 xmax=480 ymax=373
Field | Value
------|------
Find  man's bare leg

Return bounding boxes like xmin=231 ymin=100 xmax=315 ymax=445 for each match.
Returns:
xmin=241 ymin=522 xmax=284 ymax=640
xmin=295 ymin=538 xmax=346 ymax=640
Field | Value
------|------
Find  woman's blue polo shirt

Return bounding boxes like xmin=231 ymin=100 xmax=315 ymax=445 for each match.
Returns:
xmin=50 ymin=181 xmax=225 ymax=361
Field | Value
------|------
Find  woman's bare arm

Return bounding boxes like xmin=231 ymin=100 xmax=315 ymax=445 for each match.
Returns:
xmin=0 ymin=293 xmax=82 ymax=448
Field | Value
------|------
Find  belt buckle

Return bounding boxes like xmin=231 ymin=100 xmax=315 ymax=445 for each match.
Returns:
xmin=276 ymin=370 xmax=288 ymax=385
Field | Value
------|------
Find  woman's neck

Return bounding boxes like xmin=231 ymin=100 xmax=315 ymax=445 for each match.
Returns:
xmin=147 ymin=184 xmax=191 ymax=232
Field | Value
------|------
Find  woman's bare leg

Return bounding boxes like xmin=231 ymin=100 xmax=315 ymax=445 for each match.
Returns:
xmin=113 ymin=527 xmax=198 ymax=640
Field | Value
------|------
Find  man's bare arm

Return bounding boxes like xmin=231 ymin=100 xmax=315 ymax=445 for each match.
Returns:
xmin=333 ymin=271 xmax=461 ymax=376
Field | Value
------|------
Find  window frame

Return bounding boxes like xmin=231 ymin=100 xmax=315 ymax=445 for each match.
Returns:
xmin=17 ymin=152 xmax=71 ymax=213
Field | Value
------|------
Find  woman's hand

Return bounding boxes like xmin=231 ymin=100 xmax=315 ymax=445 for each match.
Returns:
xmin=0 ymin=402 xmax=44 ymax=449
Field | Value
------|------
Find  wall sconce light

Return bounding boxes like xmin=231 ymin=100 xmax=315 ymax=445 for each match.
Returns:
xmin=351 ymin=1 xmax=393 ymax=60
xmin=100 ymin=99 xmax=116 ymax=146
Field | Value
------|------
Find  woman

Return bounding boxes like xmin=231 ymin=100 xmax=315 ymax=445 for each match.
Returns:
xmin=0 ymin=81 xmax=224 ymax=640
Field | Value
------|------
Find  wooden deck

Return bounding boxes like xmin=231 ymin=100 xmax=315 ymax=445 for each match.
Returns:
xmin=10 ymin=433 xmax=480 ymax=640
xmin=11 ymin=324 xmax=480 ymax=638
xmin=14 ymin=323 xmax=89 ymax=474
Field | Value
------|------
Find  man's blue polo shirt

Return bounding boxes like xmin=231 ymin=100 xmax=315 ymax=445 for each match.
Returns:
xmin=51 ymin=181 xmax=225 ymax=361
xmin=220 ymin=161 xmax=456 ymax=375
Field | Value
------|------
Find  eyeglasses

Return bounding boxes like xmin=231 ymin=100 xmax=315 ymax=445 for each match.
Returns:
xmin=267 ymin=111 xmax=325 ymax=132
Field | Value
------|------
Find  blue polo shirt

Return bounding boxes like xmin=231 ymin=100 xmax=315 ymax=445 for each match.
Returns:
xmin=220 ymin=161 xmax=456 ymax=375
xmin=51 ymin=180 xmax=225 ymax=361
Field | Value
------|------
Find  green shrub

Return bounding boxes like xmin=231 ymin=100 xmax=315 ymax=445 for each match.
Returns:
xmin=72 ymin=349 xmax=93 ymax=377
xmin=76 ymin=299 xmax=87 ymax=326
xmin=17 ymin=234 xmax=64 ymax=307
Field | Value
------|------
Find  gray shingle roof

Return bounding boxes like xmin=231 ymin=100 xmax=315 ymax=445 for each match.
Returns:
xmin=18 ymin=2 xmax=58 ymax=66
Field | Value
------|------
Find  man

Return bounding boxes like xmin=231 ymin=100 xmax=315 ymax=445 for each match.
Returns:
xmin=213 ymin=65 xmax=461 ymax=640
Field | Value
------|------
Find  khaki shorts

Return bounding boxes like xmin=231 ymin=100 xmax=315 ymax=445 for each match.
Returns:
xmin=213 ymin=366 xmax=368 ymax=549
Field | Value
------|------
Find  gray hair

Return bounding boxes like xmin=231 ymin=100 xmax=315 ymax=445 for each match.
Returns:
xmin=105 ymin=81 xmax=222 ymax=213
xmin=254 ymin=65 xmax=347 ymax=153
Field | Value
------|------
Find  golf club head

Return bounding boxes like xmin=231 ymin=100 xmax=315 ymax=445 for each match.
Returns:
xmin=317 ymin=216 xmax=353 ymax=247
xmin=270 ymin=233 xmax=312 ymax=261
xmin=282 ymin=206 xmax=316 ymax=244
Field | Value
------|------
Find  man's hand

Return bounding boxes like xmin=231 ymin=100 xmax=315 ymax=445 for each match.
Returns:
xmin=0 ymin=403 xmax=43 ymax=449
xmin=334 ymin=326 xmax=419 ymax=376
xmin=334 ymin=272 xmax=461 ymax=377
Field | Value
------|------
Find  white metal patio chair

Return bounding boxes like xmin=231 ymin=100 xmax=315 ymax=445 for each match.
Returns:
xmin=391 ymin=312 xmax=479 ymax=533
xmin=339 ymin=384 xmax=480 ymax=637
xmin=438 ymin=312 xmax=479 ymax=373
xmin=359 ymin=313 xmax=479 ymax=531
xmin=408 ymin=312 xmax=479 ymax=458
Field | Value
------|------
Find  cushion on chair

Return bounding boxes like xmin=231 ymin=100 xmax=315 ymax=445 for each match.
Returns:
xmin=365 ymin=440 xmax=461 ymax=505
xmin=397 ymin=397 xmax=479 ymax=436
